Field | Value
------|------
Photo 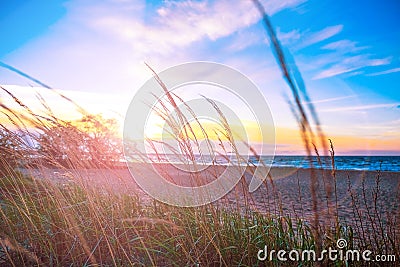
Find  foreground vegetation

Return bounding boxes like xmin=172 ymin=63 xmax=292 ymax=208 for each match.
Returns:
xmin=0 ymin=83 xmax=398 ymax=265
xmin=0 ymin=163 xmax=398 ymax=266
xmin=1 ymin=1 xmax=399 ymax=265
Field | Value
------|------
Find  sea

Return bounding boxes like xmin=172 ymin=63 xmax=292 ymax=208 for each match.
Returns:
xmin=142 ymin=154 xmax=400 ymax=172
xmin=261 ymin=155 xmax=400 ymax=172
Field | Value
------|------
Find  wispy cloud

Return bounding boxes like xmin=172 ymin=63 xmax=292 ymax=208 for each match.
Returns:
xmin=312 ymin=65 xmax=357 ymax=80
xmin=297 ymin=25 xmax=343 ymax=49
xmin=302 ymin=94 xmax=357 ymax=104
xmin=297 ymin=29 xmax=393 ymax=80
xmin=277 ymin=29 xmax=302 ymax=45
xmin=231 ymin=27 xmax=302 ymax=51
xmin=312 ymin=55 xmax=391 ymax=79
xmin=321 ymin=39 xmax=368 ymax=53
xmin=227 ymin=30 xmax=264 ymax=52
xmin=89 ymin=0 xmax=306 ymax=56
xmin=321 ymin=103 xmax=400 ymax=112
xmin=1 ymin=0 xmax=309 ymax=98
xmin=366 ymin=67 xmax=400 ymax=76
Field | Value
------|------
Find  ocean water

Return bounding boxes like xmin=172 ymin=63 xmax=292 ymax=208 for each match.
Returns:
xmin=261 ymin=156 xmax=400 ymax=172
xmin=143 ymin=154 xmax=400 ymax=172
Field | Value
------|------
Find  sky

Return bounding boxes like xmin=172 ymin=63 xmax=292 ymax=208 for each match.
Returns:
xmin=0 ymin=0 xmax=399 ymax=155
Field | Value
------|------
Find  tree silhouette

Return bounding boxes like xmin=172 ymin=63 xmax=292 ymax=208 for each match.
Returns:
xmin=37 ymin=114 xmax=122 ymax=168
xmin=0 ymin=128 xmax=21 ymax=174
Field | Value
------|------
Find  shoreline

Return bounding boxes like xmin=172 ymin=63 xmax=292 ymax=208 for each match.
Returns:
xmin=18 ymin=164 xmax=400 ymax=184
xmin=28 ymin=161 xmax=400 ymax=173
xmin=16 ymin=164 xmax=400 ymax=231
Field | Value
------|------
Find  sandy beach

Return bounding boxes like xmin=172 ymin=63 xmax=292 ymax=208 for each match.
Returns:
xmin=21 ymin=164 xmax=400 ymax=229
xmin=247 ymin=168 xmax=400 ymax=226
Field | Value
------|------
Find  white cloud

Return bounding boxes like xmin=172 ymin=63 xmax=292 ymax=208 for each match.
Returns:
xmin=261 ymin=25 xmax=343 ymax=49
xmin=321 ymin=103 xmax=400 ymax=112
xmin=227 ymin=27 xmax=301 ymax=52
xmin=87 ymin=0 xmax=306 ymax=56
xmin=278 ymin=29 xmax=302 ymax=45
xmin=312 ymin=65 xmax=357 ymax=80
xmin=297 ymin=31 xmax=393 ymax=80
xmin=312 ymin=55 xmax=391 ymax=79
xmin=227 ymin=30 xmax=264 ymax=52
xmin=321 ymin=39 xmax=368 ymax=53
xmin=302 ymin=94 xmax=357 ymax=105
xmin=0 ymin=0 xmax=307 ymax=94
xmin=366 ymin=67 xmax=400 ymax=76
xmin=297 ymin=25 xmax=343 ymax=49
xmin=0 ymin=0 xmax=310 ymax=133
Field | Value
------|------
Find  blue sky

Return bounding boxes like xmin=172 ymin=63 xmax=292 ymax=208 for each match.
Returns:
xmin=0 ymin=0 xmax=399 ymax=155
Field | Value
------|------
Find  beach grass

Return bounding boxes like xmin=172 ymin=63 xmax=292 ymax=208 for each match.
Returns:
xmin=2 ymin=167 xmax=396 ymax=266
xmin=1 ymin=82 xmax=399 ymax=266
xmin=1 ymin=1 xmax=399 ymax=265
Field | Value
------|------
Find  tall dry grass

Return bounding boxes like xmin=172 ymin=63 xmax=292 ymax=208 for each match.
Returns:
xmin=1 ymin=74 xmax=398 ymax=266
xmin=0 ymin=1 xmax=399 ymax=266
